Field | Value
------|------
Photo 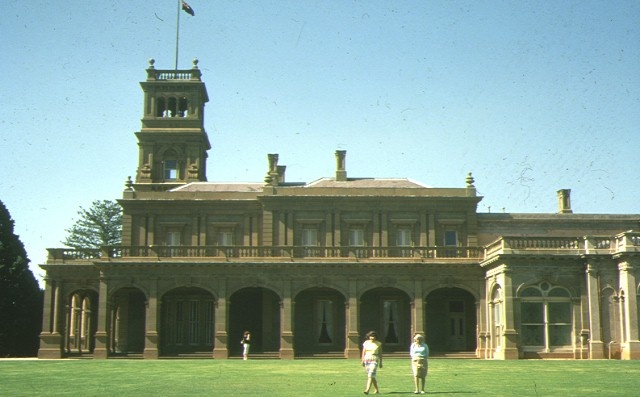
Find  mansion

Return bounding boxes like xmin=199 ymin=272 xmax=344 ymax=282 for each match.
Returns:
xmin=38 ymin=59 xmax=640 ymax=360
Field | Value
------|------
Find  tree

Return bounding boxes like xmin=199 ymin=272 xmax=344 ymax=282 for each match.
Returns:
xmin=63 ymin=200 xmax=122 ymax=249
xmin=0 ymin=200 xmax=43 ymax=357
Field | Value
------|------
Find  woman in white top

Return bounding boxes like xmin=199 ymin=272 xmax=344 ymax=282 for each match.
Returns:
xmin=361 ymin=330 xmax=382 ymax=394
xmin=409 ymin=333 xmax=429 ymax=394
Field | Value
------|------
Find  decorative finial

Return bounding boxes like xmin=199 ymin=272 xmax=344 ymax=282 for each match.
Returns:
xmin=148 ymin=58 xmax=155 ymax=68
xmin=466 ymin=172 xmax=475 ymax=188
xmin=192 ymin=58 xmax=199 ymax=69
xmin=125 ymin=176 xmax=134 ymax=191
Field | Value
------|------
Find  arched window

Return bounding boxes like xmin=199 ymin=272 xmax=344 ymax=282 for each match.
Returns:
xmin=178 ymin=96 xmax=188 ymax=117
xmin=156 ymin=97 xmax=167 ymax=117
xmin=519 ymin=282 xmax=572 ymax=351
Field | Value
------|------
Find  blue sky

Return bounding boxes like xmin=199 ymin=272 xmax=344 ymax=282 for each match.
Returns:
xmin=1 ymin=1 xmax=639 ymax=283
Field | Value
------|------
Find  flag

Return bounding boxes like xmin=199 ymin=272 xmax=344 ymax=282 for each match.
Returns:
xmin=182 ymin=1 xmax=195 ymax=16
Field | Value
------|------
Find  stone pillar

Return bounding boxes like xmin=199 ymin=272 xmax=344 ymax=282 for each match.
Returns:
xmin=38 ymin=279 xmax=63 ymax=359
xmin=412 ymin=280 xmax=424 ymax=336
xmin=277 ymin=212 xmax=286 ymax=247
xmin=585 ymin=263 xmax=605 ymax=358
xmin=427 ymin=214 xmax=436 ymax=247
xmin=143 ymin=279 xmax=159 ymax=359
xmin=213 ymin=280 xmax=228 ymax=359
xmin=619 ymin=261 xmax=640 ymax=359
xmin=420 ymin=211 xmax=428 ymax=247
xmin=380 ymin=212 xmax=388 ymax=254
xmin=280 ymin=280 xmax=294 ymax=359
xmin=93 ymin=276 xmax=109 ymax=359
xmin=262 ymin=210 xmax=274 ymax=246
xmin=334 ymin=211 xmax=342 ymax=255
xmin=345 ymin=278 xmax=360 ymax=358
xmin=497 ymin=266 xmax=519 ymax=359
xmin=476 ymin=287 xmax=487 ymax=359
xmin=372 ymin=211 xmax=380 ymax=248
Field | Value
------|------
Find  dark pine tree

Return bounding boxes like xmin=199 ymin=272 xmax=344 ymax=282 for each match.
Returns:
xmin=0 ymin=200 xmax=43 ymax=357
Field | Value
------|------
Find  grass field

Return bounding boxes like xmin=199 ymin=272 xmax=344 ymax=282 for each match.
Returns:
xmin=1 ymin=358 xmax=640 ymax=396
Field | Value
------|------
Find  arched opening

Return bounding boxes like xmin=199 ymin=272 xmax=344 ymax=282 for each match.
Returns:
xmin=425 ymin=287 xmax=477 ymax=353
xmin=360 ymin=287 xmax=411 ymax=353
xmin=156 ymin=97 xmax=166 ymax=117
xmin=294 ymin=287 xmax=346 ymax=356
xmin=178 ymin=96 xmax=188 ymax=117
xmin=160 ymin=287 xmax=214 ymax=356
xmin=109 ymin=287 xmax=146 ymax=355
xmin=65 ymin=289 xmax=98 ymax=356
xmin=229 ymin=287 xmax=281 ymax=356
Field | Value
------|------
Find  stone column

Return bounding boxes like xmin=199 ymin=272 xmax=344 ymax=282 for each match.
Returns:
xmin=412 ymin=280 xmax=425 ymax=336
xmin=380 ymin=212 xmax=388 ymax=255
xmin=476 ymin=287 xmax=487 ymax=359
xmin=280 ymin=280 xmax=294 ymax=359
xmin=93 ymin=276 xmax=109 ymax=359
xmin=143 ymin=279 xmax=159 ymax=359
xmin=619 ymin=260 xmax=640 ymax=359
xmin=213 ymin=280 xmax=228 ymax=359
xmin=420 ymin=211 xmax=428 ymax=247
xmin=497 ymin=265 xmax=519 ymax=359
xmin=585 ymin=263 xmax=605 ymax=358
xmin=38 ymin=278 xmax=63 ymax=359
xmin=427 ymin=214 xmax=436 ymax=247
xmin=345 ymin=278 xmax=360 ymax=358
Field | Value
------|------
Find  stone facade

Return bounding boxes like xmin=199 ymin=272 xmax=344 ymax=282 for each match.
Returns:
xmin=38 ymin=60 xmax=640 ymax=360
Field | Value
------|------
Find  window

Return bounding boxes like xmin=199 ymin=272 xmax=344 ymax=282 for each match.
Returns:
xmin=382 ymin=300 xmax=400 ymax=344
xmin=396 ymin=227 xmax=412 ymax=257
xmin=217 ymin=231 xmax=233 ymax=246
xmin=349 ymin=227 xmax=366 ymax=258
xmin=316 ymin=300 xmax=333 ymax=344
xmin=302 ymin=227 xmax=320 ymax=257
xmin=444 ymin=230 xmax=458 ymax=246
xmin=520 ymin=283 xmax=572 ymax=350
xmin=164 ymin=159 xmax=178 ymax=180
xmin=217 ymin=230 xmax=234 ymax=257
xmin=349 ymin=228 xmax=364 ymax=246
xmin=302 ymin=227 xmax=318 ymax=246
xmin=166 ymin=231 xmax=181 ymax=246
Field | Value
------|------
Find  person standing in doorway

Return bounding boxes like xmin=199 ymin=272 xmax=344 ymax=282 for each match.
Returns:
xmin=361 ymin=330 xmax=382 ymax=394
xmin=241 ymin=331 xmax=251 ymax=360
xmin=410 ymin=333 xmax=429 ymax=394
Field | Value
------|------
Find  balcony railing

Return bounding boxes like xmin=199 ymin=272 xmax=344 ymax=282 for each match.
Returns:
xmin=45 ymin=231 xmax=640 ymax=264
xmin=483 ymin=231 xmax=640 ymax=258
xmin=46 ymin=245 xmax=482 ymax=263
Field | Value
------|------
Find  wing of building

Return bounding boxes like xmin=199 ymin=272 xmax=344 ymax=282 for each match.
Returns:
xmin=38 ymin=60 xmax=640 ymax=360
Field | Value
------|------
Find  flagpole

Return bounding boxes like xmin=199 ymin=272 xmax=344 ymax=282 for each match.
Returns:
xmin=175 ymin=0 xmax=181 ymax=70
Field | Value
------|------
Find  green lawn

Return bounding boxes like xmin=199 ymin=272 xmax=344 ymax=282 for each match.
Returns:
xmin=1 ymin=358 xmax=639 ymax=396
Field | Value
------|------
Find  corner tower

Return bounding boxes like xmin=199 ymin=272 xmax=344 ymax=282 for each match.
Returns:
xmin=134 ymin=58 xmax=211 ymax=190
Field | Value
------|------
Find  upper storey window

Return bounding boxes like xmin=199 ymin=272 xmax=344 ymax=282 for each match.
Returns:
xmin=444 ymin=230 xmax=458 ymax=246
xmin=164 ymin=160 xmax=178 ymax=180
xmin=163 ymin=150 xmax=179 ymax=181
xmin=156 ymin=96 xmax=189 ymax=117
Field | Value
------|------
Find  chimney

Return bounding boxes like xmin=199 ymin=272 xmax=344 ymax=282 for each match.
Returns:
xmin=557 ymin=189 xmax=573 ymax=214
xmin=277 ymin=165 xmax=286 ymax=184
xmin=264 ymin=153 xmax=279 ymax=185
xmin=335 ymin=150 xmax=347 ymax=181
